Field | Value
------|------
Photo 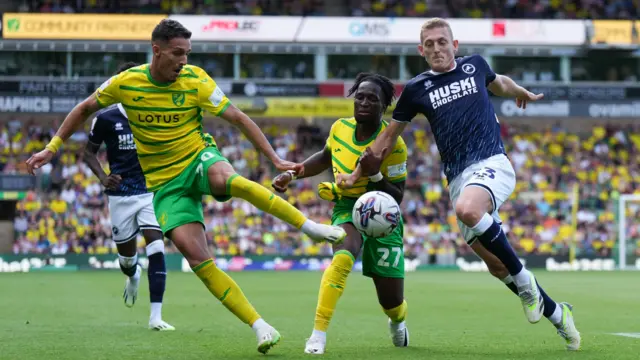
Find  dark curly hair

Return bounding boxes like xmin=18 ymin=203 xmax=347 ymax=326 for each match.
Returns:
xmin=347 ymin=72 xmax=396 ymax=112
xmin=151 ymin=19 xmax=192 ymax=43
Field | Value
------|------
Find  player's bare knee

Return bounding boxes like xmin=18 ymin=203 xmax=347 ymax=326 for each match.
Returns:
xmin=142 ymin=229 xmax=164 ymax=245
xmin=116 ymin=239 xmax=137 ymax=257
xmin=335 ymin=224 xmax=363 ymax=258
xmin=454 ymin=198 xmax=483 ymax=226
xmin=207 ymin=161 xmax=235 ymax=195
xmin=333 ymin=243 xmax=359 ymax=259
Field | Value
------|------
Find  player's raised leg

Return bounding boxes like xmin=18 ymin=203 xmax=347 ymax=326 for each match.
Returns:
xmin=452 ymin=155 xmax=546 ymax=323
xmin=153 ymin=152 xmax=280 ymax=354
xmin=207 ymin=158 xmax=345 ymax=244
xmin=305 ymin=222 xmax=363 ymax=355
xmin=472 ymin=243 xmax=581 ymax=350
xmin=456 ymin=184 xmax=546 ymax=322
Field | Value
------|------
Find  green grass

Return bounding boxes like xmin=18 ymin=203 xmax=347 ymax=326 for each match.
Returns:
xmin=1 ymin=271 xmax=639 ymax=359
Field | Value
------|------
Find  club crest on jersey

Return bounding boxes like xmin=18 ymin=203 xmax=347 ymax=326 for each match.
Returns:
xmin=428 ymin=77 xmax=478 ymax=110
xmin=462 ymin=64 xmax=476 ymax=74
xmin=159 ymin=212 xmax=168 ymax=227
xmin=172 ymin=93 xmax=186 ymax=107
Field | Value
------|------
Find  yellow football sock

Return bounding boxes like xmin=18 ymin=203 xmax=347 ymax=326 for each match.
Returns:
xmin=384 ymin=300 xmax=408 ymax=323
xmin=314 ymin=250 xmax=355 ymax=332
xmin=227 ymin=174 xmax=306 ymax=229
xmin=193 ymin=259 xmax=261 ymax=326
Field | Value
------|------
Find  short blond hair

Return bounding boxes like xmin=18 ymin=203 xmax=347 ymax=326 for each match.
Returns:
xmin=420 ymin=18 xmax=453 ymax=43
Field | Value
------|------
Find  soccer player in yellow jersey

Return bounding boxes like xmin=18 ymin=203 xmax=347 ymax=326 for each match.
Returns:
xmin=26 ymin=19 xmax=346 ymax=354
xmin=273 ymin=73 xmax=410 ymax=355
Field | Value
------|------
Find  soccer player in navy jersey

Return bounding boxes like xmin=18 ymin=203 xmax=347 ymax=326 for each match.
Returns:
xmin=335 ymin=18 xmax=580 ymax=350
xmin=83 ymin=62 xmax=174 ymax=331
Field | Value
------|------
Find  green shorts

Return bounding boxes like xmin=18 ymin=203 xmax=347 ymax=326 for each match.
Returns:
xmin=153 ymin=146 xmax=231 ymax=234
xmin=332 ymin=198 xmax=405 ymax=279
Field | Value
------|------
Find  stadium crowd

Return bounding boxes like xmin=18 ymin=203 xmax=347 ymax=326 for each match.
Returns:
xmin=15 ymin=0 xmax=640 ymax=18
xmin=3 ymin=116 xmax=639 ymax=261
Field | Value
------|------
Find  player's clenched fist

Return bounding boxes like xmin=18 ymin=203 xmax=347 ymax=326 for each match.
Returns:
xmin=272 ymin=170 xmax=297 ymax=193
xmin=26 ymin=149 xmax=55 ymax=175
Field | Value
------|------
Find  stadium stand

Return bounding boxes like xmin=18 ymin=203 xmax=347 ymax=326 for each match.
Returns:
xmin=13 ymin=0 xmax=640 ymax=18
xmin=1 ymin=0 xmax=639 ymax=269
xmin=4 ymin=116 xmax=639 ymax=261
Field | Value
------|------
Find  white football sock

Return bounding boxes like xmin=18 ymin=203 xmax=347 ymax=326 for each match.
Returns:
xmin=512 ymin=268 xmax=532 ymax=288
xmin=549 ymin=303 xmax=563 ymax=326
xmin=251 ymin=318 xmax=268 ymax=332
xmin=150 ymin=303 xmax=162 ymax=323
xmin=312 ymin=329 xmax=327 ymax=341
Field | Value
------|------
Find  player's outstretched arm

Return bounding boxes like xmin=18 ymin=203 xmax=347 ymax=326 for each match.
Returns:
xmin=487 ymin=75 xmax=544 ymax=109
xmin=26 ymin=95 xmax=101 ymax=175
xmin=220 ymin=104 xmax=302 ymax=173
xmin=272 ymin=146 xmax=331 ymax=193
xmin=336 ymin=121 xmax=407 ymax=188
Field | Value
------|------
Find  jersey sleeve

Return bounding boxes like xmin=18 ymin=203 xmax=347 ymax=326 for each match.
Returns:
xmin=94 ymin=74 xmax=123 ymax=109
xmin=381 ymin=137 xmax=408 ymax=183
xmin=392 ymin=83 xmax=418 ymax=123
xmin=87 ymin=115 xmax=105 ymax=146
xmin=475 ymin=55 xmax=497 ymax=85
xmin=198 ymin=71 xmax=231 ymax=116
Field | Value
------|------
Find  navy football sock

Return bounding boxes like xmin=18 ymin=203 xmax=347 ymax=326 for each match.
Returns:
xmin=146 ymin=241 xmax=167 ymax=304
xmin=472 ymin=214 xmax=523 ymax=276
xmin=537 ymin=282 xmax=557 ymax=318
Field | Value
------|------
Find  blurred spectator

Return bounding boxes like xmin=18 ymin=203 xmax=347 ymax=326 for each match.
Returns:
xmin=5 ymin=117 xmax=640 ymax=260
xmin=15 ymin=0 xmax=325 ymax=16
xmin=11 ymin=0 xmax=638 ymax=18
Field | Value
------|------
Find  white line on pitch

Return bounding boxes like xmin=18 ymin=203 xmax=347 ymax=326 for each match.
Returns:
xmin=611 ymin=333 xmax=640 ymax=338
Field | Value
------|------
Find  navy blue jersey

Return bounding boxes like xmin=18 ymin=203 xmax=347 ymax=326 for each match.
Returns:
xmin=393 ymin=55 xmax=506 ymax=182
xmin=88 ymin=104 xmax=148 ymax=196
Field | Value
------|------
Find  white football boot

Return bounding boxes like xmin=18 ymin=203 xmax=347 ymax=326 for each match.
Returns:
xmin=304 ymin=333 xmax=326 ymax=355
xmin=389 ymin=319 xmax=409 ymax=347
xmin=255 ymin=324 xmax=281 ymax=354
xmin=555 ymin=303 xmax=581 ymax=351
xmin=303 ymin=222 xmax=346 ymax=244
xmin=517 ymin=271 xmax=544 ymax=323
xmin=149 ymin=319 xmax=175 ymax=331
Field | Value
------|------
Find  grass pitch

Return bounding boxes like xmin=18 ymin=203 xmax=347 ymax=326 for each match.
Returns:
xmin=1 ymin=270 xmax=638 ymax=359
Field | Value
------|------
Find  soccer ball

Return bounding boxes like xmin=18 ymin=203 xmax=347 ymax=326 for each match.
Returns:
xmin=352 ymin=191 xmax=401 ymax=238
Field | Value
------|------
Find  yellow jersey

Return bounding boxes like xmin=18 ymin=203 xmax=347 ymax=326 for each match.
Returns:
xmin=326 ymin=117 xmax=407 ymax=198
xmin=94 ymin=64 xmax=230 ymax=192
